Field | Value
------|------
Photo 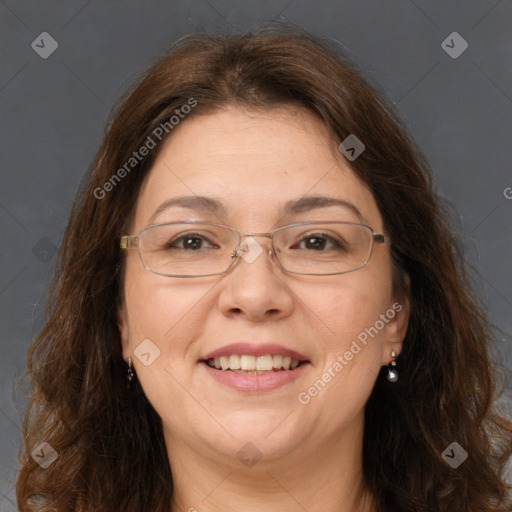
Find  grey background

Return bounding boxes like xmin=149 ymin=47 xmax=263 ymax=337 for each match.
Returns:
xmin=1 ymin=1 xmax=511 ymax=509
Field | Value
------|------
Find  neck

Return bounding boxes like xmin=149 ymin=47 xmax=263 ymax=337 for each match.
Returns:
xmin=166 ymin=414 xmax=375 ymax=512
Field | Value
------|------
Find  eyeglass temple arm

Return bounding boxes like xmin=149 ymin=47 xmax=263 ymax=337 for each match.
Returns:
xmin=373 ymin=234 xmax=390 ymax=244
xmin=120 ymin=235 xmax=139 ymax=249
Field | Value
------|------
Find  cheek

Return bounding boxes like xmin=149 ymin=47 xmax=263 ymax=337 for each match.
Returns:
xmin=294 ymin=276 xmax=392 ymax=429
xmin=122 ymin=263 xmax=214 ymax=355
xmin=122 ymin=271 xmax=217 ymax=426
xmin=299 ymin=267 xmax=392 ymax=353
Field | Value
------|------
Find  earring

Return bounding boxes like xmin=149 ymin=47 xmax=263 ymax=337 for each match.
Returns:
xmin=126 ymin=357 xmax=135 ymax=383
xmin=386 ymin=350 xmax=398 ymax=382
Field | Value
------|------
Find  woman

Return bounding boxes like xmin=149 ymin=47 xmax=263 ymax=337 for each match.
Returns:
xmin=16 ymin=24 xmax=512 ymax=511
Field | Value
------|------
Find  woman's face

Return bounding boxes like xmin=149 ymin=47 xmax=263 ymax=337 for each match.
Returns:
xmin=119 ymin=106 xmax=408 ymax=467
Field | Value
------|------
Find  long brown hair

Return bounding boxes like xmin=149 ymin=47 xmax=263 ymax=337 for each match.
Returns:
xmin=16 ymin=24 xmax=511 ymax=511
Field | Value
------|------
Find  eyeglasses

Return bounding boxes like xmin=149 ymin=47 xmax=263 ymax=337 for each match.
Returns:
xmin=120 ymin=221 xmax=390 ymax=278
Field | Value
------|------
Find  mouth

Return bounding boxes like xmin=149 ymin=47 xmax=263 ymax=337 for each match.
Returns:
xmin=204 ymin=354 xmax=308 ymax=374
xmin=199 ymin=343 xmax=311 ymax=392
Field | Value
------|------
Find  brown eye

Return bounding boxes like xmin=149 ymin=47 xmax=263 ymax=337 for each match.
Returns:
xmin=292 ymin=233 xmax=346 ymax=251
xmin=166 ymin=233 xmax=216 ymax=250
xmin=303 ymin=236 xmax=327 ymax=250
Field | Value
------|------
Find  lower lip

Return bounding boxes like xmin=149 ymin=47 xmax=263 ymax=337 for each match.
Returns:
xmin=201 ymin=362 xmax=310 ymax=392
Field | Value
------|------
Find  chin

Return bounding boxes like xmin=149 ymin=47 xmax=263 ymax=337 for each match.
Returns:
xmin=204 ymin=410 xmax=306 ymax=456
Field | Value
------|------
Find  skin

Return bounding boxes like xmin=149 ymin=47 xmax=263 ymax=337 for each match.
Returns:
xmin=118 ymin=106 xmax=409 ymax=512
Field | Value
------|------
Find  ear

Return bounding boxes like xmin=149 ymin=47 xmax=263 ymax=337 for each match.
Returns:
xmin=117 ymin=300 xmax=131 ymax=362
xmin=381 ymin=279 xmax=410 ymax=365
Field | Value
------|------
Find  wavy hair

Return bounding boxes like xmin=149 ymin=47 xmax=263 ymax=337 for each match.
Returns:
xmin=16 ymin=24 xmax=511 ymax=511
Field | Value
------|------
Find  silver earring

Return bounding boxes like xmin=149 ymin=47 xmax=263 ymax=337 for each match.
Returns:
xmin=126 ymin=357 xmax=135 ymax=383
xmin=386 ymin=350 xmax=398 ymax=382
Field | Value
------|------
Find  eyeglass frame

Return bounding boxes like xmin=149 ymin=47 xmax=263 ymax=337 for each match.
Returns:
xmin=120 ymin=220 xmax=391 ymax=278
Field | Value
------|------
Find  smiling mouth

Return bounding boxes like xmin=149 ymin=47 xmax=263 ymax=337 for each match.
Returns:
xmin=205 ymin=354 xmax=309 ymax=374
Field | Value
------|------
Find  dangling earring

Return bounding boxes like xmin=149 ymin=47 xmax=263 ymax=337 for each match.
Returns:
xmin=386 ymin=350 xmax=398 ymax=382
xmin=126 ymin=357 xmax=135 ymax=383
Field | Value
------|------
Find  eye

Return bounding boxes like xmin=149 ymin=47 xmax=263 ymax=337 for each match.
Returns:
xmin=166 ymin=232 xmax=218 ymax=250
xmin=293 ymin=233 xmax=346 ymax=251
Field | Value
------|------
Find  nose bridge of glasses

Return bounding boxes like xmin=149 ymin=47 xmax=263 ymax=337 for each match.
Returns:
xmin=233 ymin=232 xmax=274 ymax=261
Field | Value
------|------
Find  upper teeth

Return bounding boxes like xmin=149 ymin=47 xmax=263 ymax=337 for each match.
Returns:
xmin=207 ymin=354 xmax=301 ymax=371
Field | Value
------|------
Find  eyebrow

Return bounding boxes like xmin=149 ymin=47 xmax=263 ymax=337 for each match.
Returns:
xmin=148 ymin=194 xmax=366 ymax=225
xmin=148 ymin=196 xmax=227 ymax=224
xmin=279 ymin=196 xmax=367 ymax=223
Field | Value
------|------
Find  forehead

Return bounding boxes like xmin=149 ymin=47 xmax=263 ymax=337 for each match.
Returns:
xmin=132 ymin=106 xmax=383 ymax=231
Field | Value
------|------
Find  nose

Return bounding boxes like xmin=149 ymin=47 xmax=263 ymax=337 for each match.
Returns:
xmin=218 ymin=236 xmax=294 ymax=322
